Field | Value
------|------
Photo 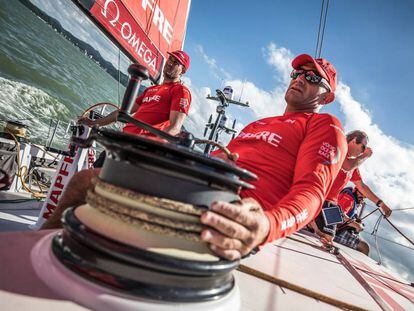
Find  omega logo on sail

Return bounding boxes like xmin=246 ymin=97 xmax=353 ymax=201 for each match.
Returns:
xmin=100 ymin=0 xmax=158 ymax=71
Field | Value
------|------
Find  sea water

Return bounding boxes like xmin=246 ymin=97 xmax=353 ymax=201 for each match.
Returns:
xmin=0 ymin=0 xmax=125 ymax=148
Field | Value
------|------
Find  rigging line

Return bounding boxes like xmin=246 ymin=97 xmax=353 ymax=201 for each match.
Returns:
xmin=372 ymin=215 xmax=384 ymax=265
xmin=288 ymin=232 xmax=413 ymax=285
xmin=314 ymin=0 xmax=325 ymax=58
xmin=361 ymin=202 xmax=414 ymax=212
xmin=366 ymin=271 xmax=414 ymax=304
xmin=271 ymin=243 xmax=339 ymax=265
xmin=373 ymin=234 xmax=414 ymax=252
xmin=360 ymin=207 xmax=380 ymax=221
xmin=145 ymin=0 xmax=160 ymax=36
xmin=336 ymin=252 xmax=392 ymax=311
xmin=392 ymin=207 xmax=414 ymax=211
xmin=317 ymin=0 xmax=330 ymax=58
xmin=144 ymin=0 xmax=154 ymax=33
xmin=117 ymin=49 xmax=121 ymax=105
xmin=354 ymin=266 xmax=413 ymax=287
xmin=339 ymin=207 xmax=379 ymax=230
xmin=172 ymin=0 xmax=182 ymax=29
xmin=384 ymin=217 xmax=414 ymax=247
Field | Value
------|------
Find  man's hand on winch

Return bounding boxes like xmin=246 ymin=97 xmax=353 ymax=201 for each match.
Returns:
xmin=77 ymin=110 xmax=119 ymax=128
xmin=200 ymin=198 xmax=270 ymax=260
xmin=213 ymin=150 xmax=239 ymax=163
xmin=77 ymin=116 xmax=97 ymax=127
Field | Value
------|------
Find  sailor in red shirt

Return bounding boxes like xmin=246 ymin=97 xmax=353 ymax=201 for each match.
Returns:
xmin=79 ymin=50 xmax=191 ymax=137
xmin=123 ymin=50 xmax=192 ymax=136
xmin=311 ymin=130 xmax=392 ymax=243
xmin=200 ymin=54 xmax=348 ymax=260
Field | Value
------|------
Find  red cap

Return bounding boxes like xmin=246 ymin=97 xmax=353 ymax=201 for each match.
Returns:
xmin=292 ymin=54 xmax=337 ymax=104
xmin=167 ymin=50 xmax=190 ymax=71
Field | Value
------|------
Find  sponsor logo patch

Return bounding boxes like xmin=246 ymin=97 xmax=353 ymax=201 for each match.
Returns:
xmin=179 ymin=98 xmax=189 ymax=109
xmin=318 ymin=141 xmax=341 ymax=165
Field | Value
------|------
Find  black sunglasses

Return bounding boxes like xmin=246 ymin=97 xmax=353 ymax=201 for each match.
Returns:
xmin=360 ymin=142 xmax=367 ymax=152
xmin=290 ymin=69 xmax=331 ymax=91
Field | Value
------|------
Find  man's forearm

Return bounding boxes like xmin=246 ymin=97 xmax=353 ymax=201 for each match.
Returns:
xmin=164 ymin=125 xmax=182 ymax=136
xmin=95 ymin=110 xmax=119 ymax=127
xmin=344 ymin=155 xmax=369 ymax=171
xmin=358 ymin=184 xmax=380 ymax=204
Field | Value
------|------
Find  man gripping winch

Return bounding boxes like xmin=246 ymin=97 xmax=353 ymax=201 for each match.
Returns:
xmin=42 ymin=54 xmax=348 ymax=262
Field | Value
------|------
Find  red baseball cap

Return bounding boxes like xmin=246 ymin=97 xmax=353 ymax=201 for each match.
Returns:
xmin=167 ymin=50 xmax=190 ymax=71
xmin=292 ymin=54 xmax=337 ymax=104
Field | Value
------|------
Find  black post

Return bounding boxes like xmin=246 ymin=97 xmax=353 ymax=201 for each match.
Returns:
xmin=119 ymin=64 xmax=149 ymax=115
xmin=204 ymin=90 xmax=228 ymax=154
xmin=204 ymin=111 xmax=224 ymax=154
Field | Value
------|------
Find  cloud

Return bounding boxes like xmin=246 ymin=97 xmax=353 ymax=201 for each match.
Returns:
xmin=195 ymin=45 xmax=232 ymax=83
xmin=222 ymin=43 xmax=294 ymax=119
xmin=263 ymin=43 xmax=294 ymax=85
xmin=336 ymin=84 xmax=414 ymax=218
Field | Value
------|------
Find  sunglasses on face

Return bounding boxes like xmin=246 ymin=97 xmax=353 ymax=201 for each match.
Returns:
xmin=167 ymin=57 xmax=181 ymax=66
xmin=360 ymin=142 xmax=367 ymax=152
xmin=290 ymin=69 xmax=331 ymax=91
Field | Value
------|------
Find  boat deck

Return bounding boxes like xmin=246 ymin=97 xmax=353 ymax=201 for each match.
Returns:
xmin=0 ymin=191 xmax=43 ymax=232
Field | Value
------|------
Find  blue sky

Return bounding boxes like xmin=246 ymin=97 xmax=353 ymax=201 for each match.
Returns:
xmin=184 ymin=0 xmax=414 ymax=144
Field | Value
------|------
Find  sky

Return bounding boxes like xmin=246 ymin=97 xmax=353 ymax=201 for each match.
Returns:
xmin=179 ymin=0 xmax=414 ymax=278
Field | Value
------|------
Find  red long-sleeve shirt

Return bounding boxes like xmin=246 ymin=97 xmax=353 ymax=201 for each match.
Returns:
xmin=224 ymin=112 xmax=347 ymax=242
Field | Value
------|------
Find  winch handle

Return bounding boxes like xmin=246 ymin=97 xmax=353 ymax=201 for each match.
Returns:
xmin=119 ymin=64 xmax=149 ymax=115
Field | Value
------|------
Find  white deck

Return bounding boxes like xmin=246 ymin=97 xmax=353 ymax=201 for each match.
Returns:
xmin=0 ymin=191 xmax=42 ymax=232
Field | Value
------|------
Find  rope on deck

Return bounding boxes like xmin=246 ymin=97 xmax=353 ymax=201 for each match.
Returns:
xmin=238 ymin=264 xmax=369 ymax=311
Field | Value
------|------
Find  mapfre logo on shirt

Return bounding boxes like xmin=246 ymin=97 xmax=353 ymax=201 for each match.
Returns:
xmin=238 ymin=131 xmax=282 ymax=147
xmin=318 ymin=141 xmax=341 ymax=165
xmin=142 ymin=95 xmax=161 ymax=103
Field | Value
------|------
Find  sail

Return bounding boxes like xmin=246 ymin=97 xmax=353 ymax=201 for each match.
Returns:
xmin=73 ymin=0 xmax=191 ymax=81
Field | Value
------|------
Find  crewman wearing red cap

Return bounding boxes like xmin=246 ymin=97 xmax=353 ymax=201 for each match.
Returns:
xmin=201 ymin=54 xmax=348 ymax=260
xmin=122 ymin=50 xmax=192 ymax=136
